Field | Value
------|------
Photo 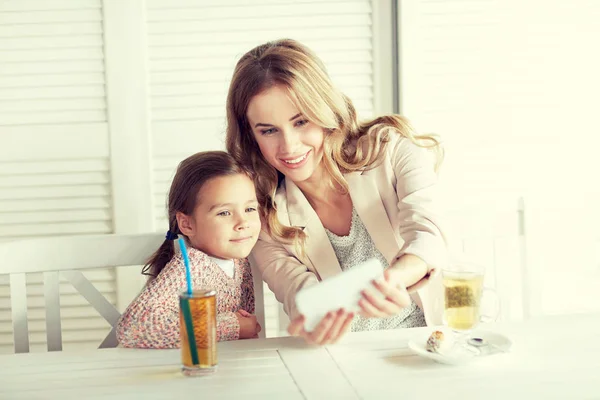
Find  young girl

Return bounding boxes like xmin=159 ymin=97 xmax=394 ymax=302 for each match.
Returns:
xmin=116 ymin=151 xmax=262 ymax=348
xmin=226 ymin=39 xmax=447 ymax=345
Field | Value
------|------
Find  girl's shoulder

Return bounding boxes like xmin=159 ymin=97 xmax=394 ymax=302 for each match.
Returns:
xmin=186 ymin=246 xmax=212 ymax=265
xmin=159 ymin=246 xmax=213 ymax=276
xmin=234 ymin=257 xmax=251 ymax=269
xmin=234 ymin=258 xmax=253 ymax=281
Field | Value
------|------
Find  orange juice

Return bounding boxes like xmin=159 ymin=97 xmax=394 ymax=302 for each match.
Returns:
xmin=179 ymin=290 xmax=217 ymax=375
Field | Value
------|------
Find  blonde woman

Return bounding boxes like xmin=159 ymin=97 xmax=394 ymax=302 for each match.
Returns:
xmin=226 ymin=39 xmax=447 ymax=345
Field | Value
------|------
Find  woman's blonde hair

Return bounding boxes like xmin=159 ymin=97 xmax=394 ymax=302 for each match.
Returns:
xmin=225 ymin=38 xmax=442 ymax=250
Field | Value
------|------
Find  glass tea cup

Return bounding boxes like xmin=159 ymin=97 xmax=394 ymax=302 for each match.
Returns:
xmin=442 ymin=261 xmax=499 ymax=341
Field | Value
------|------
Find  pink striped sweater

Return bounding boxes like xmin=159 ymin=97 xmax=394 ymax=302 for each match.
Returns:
xmin=116 ymin=247 xmax=255 ymax=348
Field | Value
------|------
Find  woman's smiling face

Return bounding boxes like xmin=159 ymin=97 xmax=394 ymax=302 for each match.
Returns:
xmin=246 ymin=85 xmax=325 ymax=184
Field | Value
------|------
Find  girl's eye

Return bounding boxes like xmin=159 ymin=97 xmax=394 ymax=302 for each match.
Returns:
xmin=295 ymin=119 xmax=309 ymax=127
xmin=245 ymin=207 xmax=257 ymax=213
xmin=217 ymin=211 xmax=231 ymax=217
xmin=260 ymin=128 xmax=276 ymax=135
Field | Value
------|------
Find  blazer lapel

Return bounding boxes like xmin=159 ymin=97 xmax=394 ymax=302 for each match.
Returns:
xmin=346 ymin=172 xmax=400 ymax=264
xmin=284 ymin=178 xmax=342 ymax=281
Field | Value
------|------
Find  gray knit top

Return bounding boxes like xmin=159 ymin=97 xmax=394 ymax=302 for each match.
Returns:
xmin=325 ymin=208 xmax=426 ymax=331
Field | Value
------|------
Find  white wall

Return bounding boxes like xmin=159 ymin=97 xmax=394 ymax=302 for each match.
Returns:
xmin=400 ymin=0 xmax=600 ymax=318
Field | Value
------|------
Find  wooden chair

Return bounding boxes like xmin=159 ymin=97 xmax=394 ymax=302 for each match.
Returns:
xmin=0 ymin=233 xmax=163 ymax=353
xmin=248 ymin=254 xmax=267 ymax=339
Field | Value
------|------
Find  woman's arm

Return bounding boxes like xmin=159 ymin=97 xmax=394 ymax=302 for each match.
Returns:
xmin=358 ymin=134 xmax=447 ymax=319
xmin=388 ymin=135 xmax=448 ymax=289
xmin=389 ymin=254 xmax=429 ymax=289
xmin=251 ymin=232 xmax=354 ymax=344
xmin=250 ymin=232 xmax=319 ymax=321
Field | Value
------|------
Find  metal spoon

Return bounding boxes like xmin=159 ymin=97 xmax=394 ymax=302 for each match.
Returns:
xmin=468 ymin=337 xmax=508 ymax=354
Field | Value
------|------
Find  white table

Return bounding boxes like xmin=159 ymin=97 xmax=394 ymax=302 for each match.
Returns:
xmin=1 ymin=312 xmax=599 ymax=399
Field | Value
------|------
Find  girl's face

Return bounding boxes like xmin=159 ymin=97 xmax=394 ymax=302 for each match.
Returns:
xmin=246 ymin=85 xmax=325 ymax=184
xmin=179 ymin=173 xmax=261 ymax=260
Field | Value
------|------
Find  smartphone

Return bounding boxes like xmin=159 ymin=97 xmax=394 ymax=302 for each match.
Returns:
xmin=295 ymin=258 xmax=385 ymax=332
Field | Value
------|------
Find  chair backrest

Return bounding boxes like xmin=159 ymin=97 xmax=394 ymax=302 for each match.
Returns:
xmin=444 ymin=196 xmax=528 ymax=321
xmin=0 ymin=233 xmax=164 ymax=353
xmin=248 ymin=253 xmax=266 ymax=339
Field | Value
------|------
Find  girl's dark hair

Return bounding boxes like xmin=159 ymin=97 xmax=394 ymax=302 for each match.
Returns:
xmin=142 ymin=151 xmax=250 ymax=278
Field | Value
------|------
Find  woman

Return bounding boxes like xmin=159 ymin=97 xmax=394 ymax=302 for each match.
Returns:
xmin=226 ymin=39 xmax=447 ymax=345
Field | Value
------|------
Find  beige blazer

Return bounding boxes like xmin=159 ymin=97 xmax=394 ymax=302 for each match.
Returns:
xmin=250 ymin=133 xmax=448 ymax=326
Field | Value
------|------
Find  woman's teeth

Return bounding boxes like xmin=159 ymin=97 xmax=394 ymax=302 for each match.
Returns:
xmin=283 ymin=153 xmax=307 ymax=164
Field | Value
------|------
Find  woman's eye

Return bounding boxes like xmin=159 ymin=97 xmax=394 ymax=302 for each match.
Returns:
xmin=217 ymin=211 xmax=231 ymax=217
xmin=295 ymin=119 xmax=309 ymax=127
xmin=245 ymin=207 xmax=257 ymax=213
xmin=260 ymin=128 xmax=276 ymax=135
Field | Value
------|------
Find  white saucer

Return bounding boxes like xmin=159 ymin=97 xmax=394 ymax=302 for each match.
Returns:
xmin=408 ymin=329 xmax=512 ymax=365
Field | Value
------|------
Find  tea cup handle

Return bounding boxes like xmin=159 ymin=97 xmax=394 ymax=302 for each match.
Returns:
xmin=479 ymin=287 xmax=500 ymax=323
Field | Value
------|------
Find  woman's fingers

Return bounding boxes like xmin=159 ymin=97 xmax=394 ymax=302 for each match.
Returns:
xmin=288 ymin=311 xmax=350 ymax=345
xmin=359 ymin=277 xmax=411 ymax=318
xmin=372 ymin=279 xmax=411 ymax=309
xmin=306 ymin=312 xmax=336 ymax=344
xmin=321 ymin=309 xmax=348 ymax=344
xmin=361 ymin=286 xmax=398 ymax=315
xmin=335 ymin=312 xmax=355 ymax=343
xmin=359 ymin=295 xmax=386 ymax=318
xmin=325 ymin=310 xmax=354 ymax=344
xmin=287 ymin=315 xmax=306 ymax=336
xmin=373 ymin=279 xmax=410 ymax=306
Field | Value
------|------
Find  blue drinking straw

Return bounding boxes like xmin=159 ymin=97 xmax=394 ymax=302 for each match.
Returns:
xmin=178 ymin=237 xmax=199 ymax=366
xmin=178 ymin=237 xmax=193 ymax=295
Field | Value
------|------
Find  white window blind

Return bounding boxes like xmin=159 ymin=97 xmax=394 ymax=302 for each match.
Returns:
xmin=146 ymin=0 xmax=377 ymax=337
xmin=400 ymin=0 xmax=600 ymax=318
xmin=1 ymin=0 xmax=385 ymax=345
xmin=0 ymin=0 xmax=117 ymax=353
